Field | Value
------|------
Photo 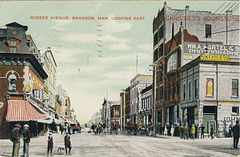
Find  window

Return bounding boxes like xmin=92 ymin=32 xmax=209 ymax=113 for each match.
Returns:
xmin=8 ymin=73 xmax=17 ymax=91
xmin=115 ymin=108 xmax=120 ymax=116
xmin=194 ymin=79 xmax=198 ymax=98
xmin=206 ymin=79 xmax=214 ymax=96
xmin=7 ymin=39 xmax=19 ymax=53
xmin=154 ymin=32 xmax=158 ymax=46
xmin=167 ymin=52 xmax=177 ymax=72
xmin=159 ymin=44 xmax=163 ymax=58
xmin=160 ymin=86 xmax=163 ymax=100
xmin=172 ymin=83 xmax=176 ymax=100
xmin=205 ymin=24 xmax=212 ymax=38
xmin=232 ymin=79 xmax=239 ymax=97
xmin=188 ymin=82 xmax=192 ymax=99
xmin=183 ymin=84 xmax=186 ymax=101
xmin=232 ymin=107 xmax=239 ymax=115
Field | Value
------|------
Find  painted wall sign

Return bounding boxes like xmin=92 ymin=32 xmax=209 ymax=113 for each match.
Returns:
xmin=183 ymin=42 xmax=239 ymax=56
xmin=200 ymin=54 xmax=230 ymax=62
xmin=206 ymin=79 xmax=214 ymax=96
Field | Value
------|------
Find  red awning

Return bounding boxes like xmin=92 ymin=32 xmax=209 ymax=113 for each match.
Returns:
xmin=6 ymin=100 xmax=47 ymax=121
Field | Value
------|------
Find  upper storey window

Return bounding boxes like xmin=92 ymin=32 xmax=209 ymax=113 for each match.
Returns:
xmin=7 ymin=39 xmax=20 ymax=53
xmin=167 ymin=52 xmax=177 ymax=72
xmin=8 ymin=73 xmax=17 ymax=91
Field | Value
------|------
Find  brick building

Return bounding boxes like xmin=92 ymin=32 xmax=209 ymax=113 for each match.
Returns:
xmin=0 ymin=22 xmax=48 ymax=138
xmin=153 ymin=2 xmax=239 ymax=135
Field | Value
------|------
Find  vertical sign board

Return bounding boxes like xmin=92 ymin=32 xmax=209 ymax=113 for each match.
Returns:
xmin=206 ymin=79 xmax=214 ymax=96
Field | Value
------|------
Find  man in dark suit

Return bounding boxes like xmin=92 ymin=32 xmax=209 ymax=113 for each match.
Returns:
xmin=233 ymin=120 xmax=240 ymax=149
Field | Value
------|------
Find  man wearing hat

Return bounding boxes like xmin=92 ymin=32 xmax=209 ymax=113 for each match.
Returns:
xmin=11 ymin=124 xmax=21 ymax=157
xmin=233 ymin=120 xmax=240 ymax=149
xmin=23 ymin=124 xmax=31 ymax=157
xmin=47 ymin=132 xmax=53 ymax=156
xmin=64 ymin=132 xmax=71 ymax=155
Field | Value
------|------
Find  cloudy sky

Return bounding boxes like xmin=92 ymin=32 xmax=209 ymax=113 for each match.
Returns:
xmin=0 ymin=1 xmax=238 ymax=124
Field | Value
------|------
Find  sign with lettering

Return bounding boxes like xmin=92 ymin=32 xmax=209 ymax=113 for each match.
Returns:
xmin=183 ymin=42 xmax=239 ymax=56
xmin=200 ymin=54 xmax=230 ymax=62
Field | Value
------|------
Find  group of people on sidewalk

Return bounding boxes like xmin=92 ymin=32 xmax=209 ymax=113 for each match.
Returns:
xmin=10 ymin=123 xmax=72 ymax=157
xmin=10 ymin=124 xmax=31 ymax=157
xmin=160 ymin=120 xmax=240 ymax=149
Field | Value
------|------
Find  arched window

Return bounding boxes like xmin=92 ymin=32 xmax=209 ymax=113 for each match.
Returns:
xmin=167 ymin=52 xmax=177 ymax=72
xmin=8 ymin=73 xmax=17 ymax=91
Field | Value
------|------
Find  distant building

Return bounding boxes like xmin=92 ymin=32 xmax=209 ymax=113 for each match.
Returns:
xmin=42 ymin=47 xmax=57 ymax=118
xmin=140 ymin=84 xmax=153 ymax=129
xmin=130 ymin=74 xmax=152 ymax=126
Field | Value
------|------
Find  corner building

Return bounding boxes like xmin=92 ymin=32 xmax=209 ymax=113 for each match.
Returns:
xmin=153 ymin=2 xmax=239 ymax=135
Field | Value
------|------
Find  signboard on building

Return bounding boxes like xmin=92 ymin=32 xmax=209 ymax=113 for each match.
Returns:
xmin=206 ymin=79 xmax=214 ymax=96
xmin=182 ymin=42 xmax=240 ymax=66
xmin=200 ymin=54 xmax=230 ymax=62
xmin=183 ymin=42 xmax=239 ymax=56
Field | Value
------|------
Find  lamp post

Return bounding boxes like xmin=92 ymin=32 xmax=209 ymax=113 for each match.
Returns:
xmin=121 ymin=89 xmax=126 ymax=131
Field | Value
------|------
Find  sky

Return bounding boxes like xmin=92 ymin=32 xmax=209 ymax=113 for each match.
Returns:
xmin=0 ymin=1 xmax=239 ymax=124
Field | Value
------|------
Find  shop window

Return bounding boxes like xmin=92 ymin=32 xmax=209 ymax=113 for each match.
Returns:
xmin=232 ymin=107 xmax=239 ymax=115
xmin=232 ymin=79 xmax=239 ymax=97
xmin=205 ymin=24 xmax=212 ymax=38
xmin=8 ymin=73 xmax=17 ymax=91
xmin=7 ymin=39 xmax=20 ymax=53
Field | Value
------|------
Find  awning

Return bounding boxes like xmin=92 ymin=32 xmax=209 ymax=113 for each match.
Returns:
xmin=6 ymin=100 xmax=47 ymax=121
xmin=37 ymin=117 xmax=52 ymax=124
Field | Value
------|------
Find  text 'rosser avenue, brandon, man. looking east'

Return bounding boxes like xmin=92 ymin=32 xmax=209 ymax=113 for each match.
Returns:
xmin=30 ymin=16 xmax=146 ymax=20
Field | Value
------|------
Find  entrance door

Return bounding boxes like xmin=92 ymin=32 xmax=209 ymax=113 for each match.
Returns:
xmin=203 ymin=106 xmax=217 ymax=133
xmin=169 ymin=106 xmax=174 ymax=126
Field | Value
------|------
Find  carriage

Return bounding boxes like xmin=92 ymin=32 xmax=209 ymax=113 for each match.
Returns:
xmin=111 ymin=121 xmax=119 ymax=135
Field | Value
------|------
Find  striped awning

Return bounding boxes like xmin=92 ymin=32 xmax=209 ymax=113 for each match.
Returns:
xmin=6 ymin=100 xmax=47 ymax=121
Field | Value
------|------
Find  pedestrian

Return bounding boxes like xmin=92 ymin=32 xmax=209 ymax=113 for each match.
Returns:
xmin=191 ymin=124 xmax=195 ymax=140
xmin=210 ymin=125 xmax=214 ymax=139
xmin=23 ymin=124 xmax=31 ymax=157
xmin=60 ymin=125 xmax=63 ymax=135
xmin=64 ymin=132 xmax=72 ymax=155
xmin=47 ymin=132 xmax=53 ymax=156
xmin=183 ymin=125 xmax=189 ymax=140
xmin=170 ymin=125 xmax=174 ymax=136
xmin=233 ymin=120 xmax=240 ymax=149
xmin=67 ymin=124 xmax=71 ymax=135
xmin=180 ymin=125 xmax=184 ymax=139
xmin=229 ymin=124 xmax=232 ymax=137
xmin=199 ymin=124 xmax=205 ymax=139
xmin=11 ymin=124 xmax=21 ymax=157
xmin=164 ymin=125 xmax=168 ymax=136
